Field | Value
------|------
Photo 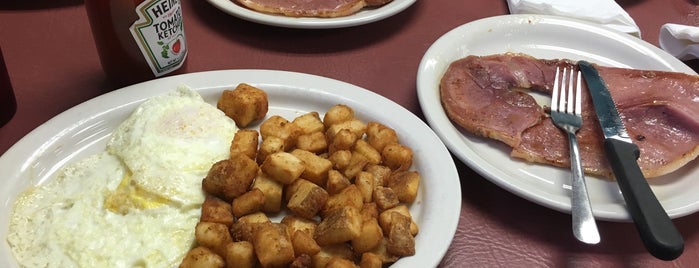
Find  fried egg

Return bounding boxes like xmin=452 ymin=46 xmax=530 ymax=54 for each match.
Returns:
xmin=7 ymin=86 xmax=238 ymax=267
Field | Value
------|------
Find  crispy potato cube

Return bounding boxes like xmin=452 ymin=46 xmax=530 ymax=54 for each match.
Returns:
xmin=261 ymin=152 xmax=305 ymax=185
xmin=323 ymin=104 xmax=355 ymax=128
xmin=373 ymin=186 xmax=399 ymax=210
xmin=231 ymin=212 xmax=271 ymax=242
xmin=355 ymin=171 xmax=375 ymax=203
xmin=251 ymin=172 xmax=284 ymax=213
xmin=290 ymin=254 xmax=313 ymax=268
xmin=367 ymin=238 xmax=399 ymax=264
xmin=217 ymin=83 xmax=268 ymax=128
xmin=381 ymin=143 xmax=413 ymax=171
xmin=202 ymin=156 xmax=259 ymax=201
xmin=230 ymin=129 xmax=259 ymax=160
xmin=224 ymin=241 xmax=256 ymax=268
xmin=365 ymin=122 xmax=399 ymax=152
xmin=326 ymin=119 xmax=367 ymax=140
xmin=291 ymin=229 xmax=322 ymax=256
xmin=195 ymin=222 xmax=233 ymax=257
xmin=328 ymin=129 xmax=358 ymax=154
xmin=180 ymin=246 xmax=225 ymax=268
xmin=359 ymin=252 xmax=383 ymax=268
xmin=379 ymin=206 xmax=418 ymax=236
xmin=344 ymin=152 xmax=369 ymax=180
xmin=315 ymin=206 xmax=362 ymax=246
xmin=281 ymin=215 xmax=318 ymax=238
xmin=387 ymin=171 xmax=420 ymax=203
xmin=328 ymin=150 xmax=352 ymax=171
xmin=326 ymin=257 xmax=359 ymax=268
xmin=232 ymin=188 xmax=265 ymax=218
xmin=364 ymin=164 xmax=391 ymax=187
xmin=296 ymin=131 xmax=328 ymax=154
xmin=257 ymin=136 xmax=285 ymax=164
xmin=253 ymin=223 xmax=295 ymax=267
xmin=360 ymin=203 xmax=379 ymax=220
xmin=323 ymin=184 xmax=363 ymax=216
xmin=286 ymin=178 xmax=329 ymax=219
xmin=385 ymin=213 xmax=415 ymax=257
xmin=312 ymin=243 xmax=356 ymax=268
xmin=353 ymin=140 xmax=382 ymax=165
xmin=260 ymin=115 xmax=303 ymax=150
xmin=291 ymin=149 xmax=333 ymax=186
xmin=200 ymin=196 xmax=234 ymax=227
xmin=351 ymin=218 xmax=383 ymax=253
xmin=293 ymin=111 xmax=325 ymax=134
xmin=326 ymin=169 xmax=351 ymax=195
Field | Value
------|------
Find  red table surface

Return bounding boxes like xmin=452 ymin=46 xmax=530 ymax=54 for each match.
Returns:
xmin=2 ymin=0 xmax=699 ymax=267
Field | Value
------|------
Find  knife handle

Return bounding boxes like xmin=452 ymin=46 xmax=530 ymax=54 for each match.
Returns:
xmin=604 ymin=139 xmax=684 ymax=260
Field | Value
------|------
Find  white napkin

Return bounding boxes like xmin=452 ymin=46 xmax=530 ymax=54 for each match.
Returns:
xmin=659 ymin=23 xmax=699 ymax=61
xmin=507 ymin=0 xmax=641 ymax=37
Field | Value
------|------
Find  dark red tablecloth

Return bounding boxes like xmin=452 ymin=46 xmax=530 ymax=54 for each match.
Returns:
xmin=1 ymin=0 xmax=699 ymax=266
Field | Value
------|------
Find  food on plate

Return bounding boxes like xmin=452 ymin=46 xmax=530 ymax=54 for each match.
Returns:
xmin=181 ymin=89 xmax=421 ymax=267
xmin=7 ymin=87 xmax=238 ymax=267
xmin=440 ymin=53 xmax=699 ymax=178
xmin=217 ymin=83 xmax=269 ymax=128
xmin=235 ymin=0 xmax=394 ymax=18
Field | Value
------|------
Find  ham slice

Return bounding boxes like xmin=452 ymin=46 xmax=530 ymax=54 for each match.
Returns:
xmin=236 ymin=0 xmax=370 ymax=18
xmin=440 ymin=53 xmax=699 ymax=179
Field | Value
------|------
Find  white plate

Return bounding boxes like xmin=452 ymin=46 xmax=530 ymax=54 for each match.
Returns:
xmin=206 ymin=0 xmax=416 ymax=29
xmin=0 ymin=70 xmax=460 ymax=267
xmin=417 ymin=14 xmax=699 ymax=222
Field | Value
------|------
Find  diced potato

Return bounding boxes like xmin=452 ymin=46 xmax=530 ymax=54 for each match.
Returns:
xmin=291 ymin=149 xmax=333 ymax=186
xmin=353 ymin=139 xmax=381 ymax=165
xmin=224 ymin=241 xmax=256 ymax=268
xmin=230 ymin=212 xmax=271 ymax=242
xmin=296 ymin=131 xmax=328 ymax=154
xmin=256 ymin=136 xmax=285 ymax=164
xmin=328 ymin=150 xmax=352 ymax=171
xmin=292 ymin=111 xmax=325 ymax=134
xmin=387 ymin=170 xmax=420 ymax=203
xmin=290 ymin=254 xmax=313 ymax=268
xmin=343 ymin=152 xmax=369 ymax=180
xmin=323 ymin=184 xmax=363 ymax=216
xmin=253 ymin=223 xmax=295 ymax=267
xmin=378 ymin=205 xmax=418 ymax=236
xmin=326 ymin=257 xmax=359 ymax=268
xmin=314 ymin=206 xmax=362 ymax=246
xmin=367 ymin=238 xmax=399 ymax=265
xmin=180 ymin=246 xmax=225 ymax=268
xmin=195 ymin=222 xmax=233 ymax=257
xmin=251 ymin=172 xmax=284 ymax=213
xmin=365 ymin=122 xmax=399 ymax=152
xmin=230 ymin=129 xmax=259 ymax=160
xmin=364 ymin=164 xmax=391 ymax=188
xmin=217 ymin=83 xmax=268 ymax=128
xmin=260 ymin=115 xmax=303 ymax=150
xmin=359 ymin=252 xmax=383 ymax=268
xmin=280 ymin=215 xmax=318 ymax=238
xmin=360 ymin=203 xmax=379 ymax=220
xmin=326 ymin=119 xmax=367 ymax=140
xmin=232 ymin=188 xmax=265 ymax=218
xmin=327 ymin=129 xmax=358 ymax=154
xmin=351 ymin=218 xmax=383 ymax=253
xmin=354 ymin=171 xmax=374 ymax=203
xmin=385 ymin=213 xmax=415 ymax=257
xmin=291 ymin=230 xmax=321 ymax=256
xmin=202 ymin=156 xmax=258 ymax=201
xmin=373 ymin=186 xmax=399 ymax=211
xmin=312 ymin=243 xmax=356 ymax=268
xmin=260 ymin=152 xmax=305 ymax=185
xmin=381 ymin=143 xmax=413 ymax=171
xmin=323 ymin=104 xmax=354 ymax=128
xmin=200 ymin=195 xmax=234 ymax=227
xmin=286 ymin=178 xmax=329 ymax=219
xmin=326 ymin=169 xmax=351 ymax=196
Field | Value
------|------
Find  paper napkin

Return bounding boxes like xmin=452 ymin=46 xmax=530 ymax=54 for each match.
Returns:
xmin=659 ymin=23 xmax=699 ymax=61
xmin=507 ymin=0 xmax=641 ymax=37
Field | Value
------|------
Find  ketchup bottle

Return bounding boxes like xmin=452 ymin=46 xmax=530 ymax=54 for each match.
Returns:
xmin=85 ymin=0 xmax=188 ymax=87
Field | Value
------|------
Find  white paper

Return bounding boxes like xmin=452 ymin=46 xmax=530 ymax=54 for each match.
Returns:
xmin=659 ymin=23 xmax=699 ymax=61
xmin=507 ymin=0 xmax=641 ymax=37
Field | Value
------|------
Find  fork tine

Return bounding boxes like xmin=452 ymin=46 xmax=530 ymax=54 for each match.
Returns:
xmin=567 ymin=68 xmax=575 ymax=113
xmin=574 ymin=70 xmax=582 ymax=116
xmin=551 ymin=66 xmax=560 ymax=111
xmin=559 ymin=67 xmax=567 ymax=112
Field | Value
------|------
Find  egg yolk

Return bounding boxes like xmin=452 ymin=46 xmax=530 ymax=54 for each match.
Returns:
xmin=104 ymin=172 xmax=171 ymax=214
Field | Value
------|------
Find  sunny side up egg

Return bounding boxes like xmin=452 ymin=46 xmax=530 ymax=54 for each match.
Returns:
xmin=7 ymin=86 xmax=238 ymax=268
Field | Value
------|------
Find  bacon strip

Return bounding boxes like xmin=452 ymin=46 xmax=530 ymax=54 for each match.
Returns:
xmin=440 ymin=53 xmax=699 ymax=178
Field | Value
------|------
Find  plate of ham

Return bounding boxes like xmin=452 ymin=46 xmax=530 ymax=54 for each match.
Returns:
xmin=206 ymin=0 xmax=416 ymax=29
xmin=417 ymin=14 xmax=699 ymax=221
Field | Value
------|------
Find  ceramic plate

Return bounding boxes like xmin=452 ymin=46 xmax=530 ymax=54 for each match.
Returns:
xmin=417 ymin=14 xmax=698 ymax=222
xmin=206 ymin=0 xmax=416 ymax=29
xmin=1 ymin=70 xmax=460 ymax=267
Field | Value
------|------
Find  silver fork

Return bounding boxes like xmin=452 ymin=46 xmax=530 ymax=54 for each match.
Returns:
xmin=550 ymin=66 xmax=600 ymax=244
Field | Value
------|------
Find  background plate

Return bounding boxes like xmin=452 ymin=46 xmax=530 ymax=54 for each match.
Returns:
xmin=417 ymin=14 xmax=699 ymax=222
xmin=1 ymin=70 xmax=460 ymax=267
xmin=206 ymin=0 xmax=416 ymax=29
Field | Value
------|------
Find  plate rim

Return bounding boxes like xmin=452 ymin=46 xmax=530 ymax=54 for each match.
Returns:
xmin=205 ymin=0 xmax=417 ymax=29
xmin=416 ymin=14 xmax=699 ymax=222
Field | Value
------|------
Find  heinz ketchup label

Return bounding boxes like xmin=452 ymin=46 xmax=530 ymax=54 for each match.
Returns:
xmin=130 ymin=0 xmax=187 ymax=77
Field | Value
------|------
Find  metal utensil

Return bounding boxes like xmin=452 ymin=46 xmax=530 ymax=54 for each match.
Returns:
xmin=578 ymin=60 xmax=684 ymax=260
xmin=550 ymin=66 xmax=600 ymax=245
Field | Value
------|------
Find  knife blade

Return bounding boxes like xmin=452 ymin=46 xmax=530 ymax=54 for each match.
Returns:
xmin=578 ymin=61 xmax=684 ymax=260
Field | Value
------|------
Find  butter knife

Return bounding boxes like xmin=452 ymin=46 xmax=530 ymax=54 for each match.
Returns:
xmin=578 ymin=61 xmax=684 ymax=260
